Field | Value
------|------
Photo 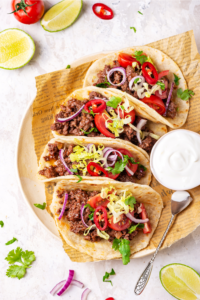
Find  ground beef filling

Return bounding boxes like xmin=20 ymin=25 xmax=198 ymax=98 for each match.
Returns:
xmin=56 ymin=189 xmax=141 ymax=243
xmin=38 ymin=142 xmax=146 ymax=181
xmin=94 ymin=61 xmax=177 ymax=119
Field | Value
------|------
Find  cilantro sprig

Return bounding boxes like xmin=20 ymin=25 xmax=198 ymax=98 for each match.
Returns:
xmin=84 ymin=204 xmax=95 ymax=221
xmin=82 ymin=108 xmax=95 ymax=117
xmin=107 ymin=155 xmax=140 ymax=175
xmin=174 ymin=73 xmax=181 ymax=86
xmin=5 ymin=247 xmax=35 ymax=279
xmin=128 ymin=223 xmax=144 ymax=234
xmin=138 ymin=11 xmax=143 ymax=15
xmin=70 ymin=168 xmax=78 ymax=173
xmin=34 ymin=203 xmax=46 ymax=210
xmin=134 ymin=50 xmax=148 ymax=65
xmin=76 ymin=175 xmax=82 ymax=183
xmin=157 ymin=81 xmax=165 ymax=90
xmin=96 ymin=76 xmax=111 ymax=88
xmin=103 ymin=268 xmax=116 ymax=285
xmin=66 ymin=65 xmax=71 ymax=69
xmin=0 ymin=220 xmax=4 ymax=228
xmin=112 ymin=239 xmax=131 ymax=265
xmin=130 ymin=27 xmax=136 ymax=33
xmin=5 ymin=237 xmax=18 ymax=246
xmin=125 ymin=196 xmax=136 ymax=208
xmin=177 ymin=88 xmax=194 ymax=101
xmin=106 ymin=96 xmax=122 ymax=109
xmin=80 ymin=128 xmax=98 ymax=135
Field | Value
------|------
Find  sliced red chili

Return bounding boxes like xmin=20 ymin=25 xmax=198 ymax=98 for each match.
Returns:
xmin=142 ymin=62 xmax=158 ymax=85
xmin=87 ymin=162 xmax=108 ymax=177
xmin=94 ymin=206 xmax=108 ymax=231
xmin=84 ymin=99 xmax=106 ymax=114
xmin=92 ymin=3 xmax=114 ymax=20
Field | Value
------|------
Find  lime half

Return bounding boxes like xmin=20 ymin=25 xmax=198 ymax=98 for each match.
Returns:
xmin=0 ymin=28 xmax=35 ymax=70
xmin=160 ymin=263 xmax=200 ymax=300
xmin=41 ymin=0 xmax=82 ymax=32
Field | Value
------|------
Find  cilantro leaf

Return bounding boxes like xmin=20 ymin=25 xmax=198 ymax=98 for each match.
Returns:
xmin=176 ymin=107 xmax=179 ymax=112
xmin=106 ymin=96 xmax=122 ymax=109
xmin=82 ymin=108 xmax=95 ymax=117
xmin=124 ymin=155 xmax=140 ymax=165
xmin=21 ymin=250 xmax=35 ymax=266
xmin=34 ymin=202 xmax=46 ymax=210
xmin=76 ymin=175 xmax=82 ymax=183
xmin=5 ymin=237 xmax=18 ymax=246
xmin=84 ymin=204 xmax=95 ymax=212
xmin=5 ymin=247 xmax=23 ymax=264
xmin=177 ymin=88 xmax=194 ymax=101
xmin=139 ymin=164 xmax=147 ymax=171
xmin=80 ymin=128 xmax=98 ymax=135
xmin=112 ymin=238 xmax=121 ymax=251
xmin=66 ymin=65 xmax=71 ymax=69
xmin=109 ymin=158 xmax=127 ymax=175
xmin=134 ymin=78 xmax=140 ymax=84
xmin=125 ymin=196 xmax=136 ymax=208
xmin=6 ymin=265 xmax=26 ymax=280
xmin=96 ymin=76 xmax=111 ymax=88
xmin=130 ymin=27 xmax=136 ymax=33
xmin=134 ymin=50 xmax=148 ymax=65
xmin=128 ymin=223 xmax=144 ymax=234
xmin=157 ymin=81 xmax=165 ymax=90
xmin=112 ymin=239 xmax=131 ymax=265
xmin=0 ymin=220 xmax=4 ymax=228
xmin=70 ymin=168 xmax=78 ymax=173
xmin=174 ymin=73 xmax=181 ymax=86
xmin=138 ymin=11 xmax=143 ymax=15
xmin=103 ymin=268 xmax=116 ymax=286
xmin=121 ymin=105 xmax=125 ymax=110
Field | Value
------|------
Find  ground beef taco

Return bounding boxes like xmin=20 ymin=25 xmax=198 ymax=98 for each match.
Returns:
xmin=38 ymin=136 xmax=151 ymax=185
xmin=50 ymin=179 xmax=163 ymax=263
xmin=83 ymin=46 xmax=189 ymax=128
xmin=51 ymin=87 xmax=167 ymax=154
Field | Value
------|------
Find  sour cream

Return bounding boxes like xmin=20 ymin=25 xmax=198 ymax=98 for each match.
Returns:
xmin=150 ymin=129 xmax=200 ymax=190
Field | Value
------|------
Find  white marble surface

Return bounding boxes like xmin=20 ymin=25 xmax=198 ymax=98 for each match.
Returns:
xmin=1 ymin=0 xmax=200 ymax=299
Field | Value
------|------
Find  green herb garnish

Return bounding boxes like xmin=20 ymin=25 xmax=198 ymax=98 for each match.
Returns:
xmin=76 ymin=175 xmax=82 ymax=183
xmin=138 ymin=11 xmax=143 ymax=15
xmin=176 ymin=107 xmax=179 ymax=112
xmin=6 ymin=238 xmax=18 ymax=246
xmin=70 ymin=168 xmax=78 ymax=173
xmin=80 ymin=128 xmax=98 ymax=135
xmin=134 ymin=78 xmax=140 ymax=84
xmin=5 ymin=247 xmax=35 ymax=279
xmin=139 ymin=164 xmax=147 ymax=171
xmin=84 ymin=204 xmax=95 ymax=221
xmin=128 ymin=223 xmax=144 ymax=234
xmin=130 ymin=27 xmax=136 ymax=33
xmin=121 ymin=105 xmax=125 ymax=110
xmin=108 ymin=155 xmax=140 ymax=175
xmin=106 ymin=96 xmax=122 ymax=109
xmin=0 ymin=221 xmax=4 ymax=228
xmin=34 ymin=203 xmax=46 ymax=210
xmin=177 ymin=88 xmax=194 ymax=101
xmin=112 ymin=238 xmax=131 ymax=265
xmin=174 ymin=73 xmax=181 ymax=86
xmin=103 ymin=268 xmax=116 ymax=285
xmin=66 ymin=65 xmax=71 ymax=69
xmin=134 ymin=50 xmax=148 ymax=65
xmin=96 ymin=76 xmax=111 ymax=88
xmin=125 ymin=196 xmax=136 ymax=208
xmin=157 ymin=81 xmax=165 ymax=90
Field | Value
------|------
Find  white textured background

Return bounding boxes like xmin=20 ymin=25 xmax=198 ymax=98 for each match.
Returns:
xmin=1 ymin=0 xmax=200 ymax=299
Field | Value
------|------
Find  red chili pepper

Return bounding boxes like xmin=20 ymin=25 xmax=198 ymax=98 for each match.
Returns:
xmin=106 ymin=298 xmax=115 ymax=300
xmin=142 ymin=62 xmax=158 ymax=85
xmin=87 ymin=162 xmax=108 ymax=177
xmin=94 ymin=206 xmax=108 ymax=231
xmin=84 ymin=99 xmax=106 ymax=114
xmin=92 ymin=3 xmax=114 ymax=20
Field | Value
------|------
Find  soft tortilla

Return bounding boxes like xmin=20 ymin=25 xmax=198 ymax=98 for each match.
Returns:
xmin=38 ymin=136 xmax=151 ymax=185
xmin=83 ymin=46 xmax=188 ymax=128
xmin=50 ymin=179 xmax=163 ymax=260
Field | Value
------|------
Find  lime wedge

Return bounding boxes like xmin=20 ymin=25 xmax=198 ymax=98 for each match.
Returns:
xmin=160 ymin=263 xmax=200 ymax=300
xmin=41 ymin=0 xmax=82 ymax=32
xmin=0 ymin=28 xmax=35 ymax=70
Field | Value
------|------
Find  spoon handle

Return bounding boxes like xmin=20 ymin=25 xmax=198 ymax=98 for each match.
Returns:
xmin=134 ymin=214 xmax=175 ymax=295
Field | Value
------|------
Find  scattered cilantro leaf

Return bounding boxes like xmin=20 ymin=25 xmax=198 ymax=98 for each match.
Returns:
xmin=5 ymin=247 xmax=35 ymax=280
xmin=82 ymin=108 xmax=95 ymax=117
xmin=70 ymin=168 xmax=78 ymax=173
xmin=174 ymin=73 xmax=181 ymax=86
xmin=96 ymin=76 xmax=111 ymax=88
xmin=157 ymin=81 xmax=165 ymax=90
xmin=134 ymin=78 xmax=140 ymax=84
xmin=66 ymin=65 xmax=71 ymax=69
xmin=76 ymin=175 xmax=82 ymax=183
xmin=103 ymin=268 xmax=116 ymax=286
xmin=134 ymin=50 xmax=148 ymax=65
xmin=112 ymin=238 xmax=121 ymax=251
xmin=125 ymin=196 xmax=136 ymax=208
xmin=176 ymin=107 xmax=179 ymax=112
xmin=112 ymin=239 xmax=131 ymax=265
xmin=138 ymin=11 xmax=143 ymax=15
xmin=106 ymin=96 xmax=122 ymax=109
xmin=124 ymin=155 xmax=140 ymax=165
xmin=80 ymin=128 xmax=98 ymax=135
xmin=84 ymin=204 xmax=95 ymax=221
xmin=5 ymin=238 xmax=18 ymax=246
xmin=0 ymin=221 xmax=4 ymax=228
xmin=34 ymin=203 xmax=46 ymax=210
xmin=177 ymin=88 xmax=194 ymax=101
xmin=128 ymin=223 xmax=144 ymax=234
xmin=139 ymin=164 xmax=147 ymax=171
xmin=130 ymin=27 xmax=136 ymax=33
xmin=121 ymin=105 xmax=125 ymax=110
xmin=109 ymin=157 xmax=128 ymax=175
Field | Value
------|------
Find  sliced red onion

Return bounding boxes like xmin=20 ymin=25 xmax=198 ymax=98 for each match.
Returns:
xmin=129 ymin=76 xmax=145 ymax=91
xmin=126 ymin=212 xmax=149 ymax=223
xmin=163 ymin=82 xmax=175 ymax=117
xmin=107 ymin=67 xmax=126 ymax=86
xmin=125 ymin=165 xmax=134 ymax=176
xmin=57 ymin=270 xmax=74 ymax=296
xmin=58 ymin=193 xmax=68 ymax=220
xmin=80 ymin=204 xmax=89 ymax=228
xmin=81 ymin=288 xmax=91 ymax=300
xmin=136 ymin=119 xmax=147 ymax=144
xmin=57 ymin=105 xmax=85 ymax=123
xmin=104 ymin=149 xmax=124 ymax=168
xmin=71 ymin=279 xmax=84 ymax=289
xmin=102 ymin=147 xmax=113 ymax=155
xmin=109 ymin=154 xmax=117 ymax=161
xmin=50 ymin=280 xmax=66 ymax=295
xmin=59 ymin=149 xmax=73 ymax=175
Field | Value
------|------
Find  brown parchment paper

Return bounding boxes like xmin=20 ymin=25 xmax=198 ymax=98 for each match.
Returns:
xmin=32 ymin=30 xmax=200 ymax=262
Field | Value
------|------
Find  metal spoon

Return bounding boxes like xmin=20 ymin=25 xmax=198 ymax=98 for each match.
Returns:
xmin=134 ymin=190 xmax=193 ymax=296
